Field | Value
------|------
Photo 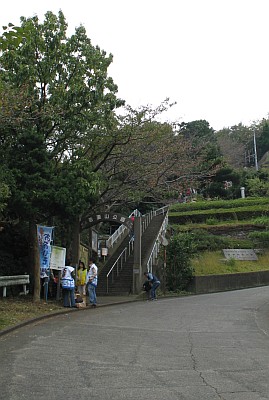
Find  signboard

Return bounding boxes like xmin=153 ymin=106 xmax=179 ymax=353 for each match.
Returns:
xmin=92 ymin=230 xmax=98 ymax=253
xmin=84 ymin=212 xmax=133 ymax=231
xmin=101 ymin=247 xmax=108 ymax=256
xmin=223 ymin=249 xmax=258 ymax=261
xmin=50 ymin=246 xmax=66 ymax=270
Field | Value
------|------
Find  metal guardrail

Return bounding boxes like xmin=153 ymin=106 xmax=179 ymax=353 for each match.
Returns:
xmin=0 ymin=275 xmax=30 ymax=297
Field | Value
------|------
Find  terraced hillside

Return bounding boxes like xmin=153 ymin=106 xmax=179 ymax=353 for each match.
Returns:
xmin=168 ymin=197 xmax=269 ymax=276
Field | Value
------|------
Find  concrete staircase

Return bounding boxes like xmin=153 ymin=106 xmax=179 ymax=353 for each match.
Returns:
xmin=97 ymin=213 xmax=167 ymax=295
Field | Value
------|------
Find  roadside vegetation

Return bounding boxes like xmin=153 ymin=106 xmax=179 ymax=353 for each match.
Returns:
xmin=165 ymin=197 xmax=269 ymax=290
xmin=0 ymin=297 xmax=63 ymax=331
xmin=192 ymin=250 xmax=269 ymax=276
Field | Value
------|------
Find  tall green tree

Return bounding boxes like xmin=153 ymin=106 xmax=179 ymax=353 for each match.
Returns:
xmin=0 ymin=11 xmax=124 ymax=299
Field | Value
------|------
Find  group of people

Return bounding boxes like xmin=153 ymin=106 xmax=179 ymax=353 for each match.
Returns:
xmin=61 ymin=258 xmax=161 ymax=307
xmin=61 ymin=259 xmax=98 ymax=308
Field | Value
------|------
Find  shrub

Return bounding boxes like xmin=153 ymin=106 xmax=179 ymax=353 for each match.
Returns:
xmin=248 ymin=231 xmax=269 ymax=247
xmin=253 ymin=216 xmax=269 ymax=226
xmin=165 ymin=233 xmax=195 ymax=291
xmin=206 ymin=217 xmax=219 ymax=225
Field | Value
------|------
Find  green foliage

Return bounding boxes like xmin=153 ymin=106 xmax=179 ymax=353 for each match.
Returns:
xmin=225 ymin=257 xmax=236 ymax=268
xmin=169 ymin=197 xmax=269 ymax=226
xmin=202 ymin=166 xmax=241 ymax=199
xmin=256 ymin=121 xmax=269 ymax=161
xmin=253 ymin=216 xmax=269 ymax=225
xmin=0 ymin=23 xmax=30 ymax=50
xmin=0 ymin=179 xmax=10 ymax=213
xmin=169 ymin=197 xmax=269 ymax=212
xmin=192 ymin=250 xmax=269 ymax=275
xmin=206 ymin=217 xmax=218 ymax=225
xmin=0 ymin=224 xmax=29 ymax=276
xmin=165 ymin=233 xmax=195 ymax=291
xmin=169 ymin=205 xmax=269 ymax=225
xmin=245 ymin=176 xmax=269 ymax=197
xmin=186 ymin=229 xmax=228 ymax=251
xmin=179 ymin=229 xmax=253 ymax=252
xmin=179 ymin=120 xmax=215 ymax=143
xmin=248 ymin=231 xmax=269 ymax=247
xmin=0 ymin=10 xmax=123 ymax=224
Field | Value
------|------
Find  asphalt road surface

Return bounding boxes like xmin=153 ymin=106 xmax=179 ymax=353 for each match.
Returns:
xmin=1 ymin=286 xmax=269 ymax=400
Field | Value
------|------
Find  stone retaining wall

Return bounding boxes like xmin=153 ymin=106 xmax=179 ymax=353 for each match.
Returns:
xmin=188 ymin=270 xmax=269 ymax=294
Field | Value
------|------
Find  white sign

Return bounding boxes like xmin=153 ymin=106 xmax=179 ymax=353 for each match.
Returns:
xmin=92 ymin=230 xmax=98 ymax=253
xmin=50 ymin=246 xmax=66 ymax=270
xmin=223 ymin=249 xmax=257 ymax=261
xmin=101 ymin=247 xmax=108 ymax=256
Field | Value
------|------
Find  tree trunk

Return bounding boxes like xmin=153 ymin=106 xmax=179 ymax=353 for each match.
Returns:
xmin=29 ymin=220 xmax=40 ymax=302
xmin=69 ymin=216 xmax=81 ymax=266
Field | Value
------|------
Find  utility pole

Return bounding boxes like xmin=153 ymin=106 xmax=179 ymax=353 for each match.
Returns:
xmin=253 ymin=130 xmax=259 ymax=171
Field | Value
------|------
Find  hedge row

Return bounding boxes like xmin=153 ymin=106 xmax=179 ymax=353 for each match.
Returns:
xmin=168 ymin=205 xmax=269 ymax=225
xmin=169 ymin=197 xmax=269 ymax=213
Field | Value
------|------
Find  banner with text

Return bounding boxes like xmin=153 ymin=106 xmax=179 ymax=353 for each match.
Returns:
xmin=37 ymin=225 xmax=54 ymax=278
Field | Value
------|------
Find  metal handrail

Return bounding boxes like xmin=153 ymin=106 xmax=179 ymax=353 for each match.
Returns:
xmin=106 ymin=209 xmax=141 ymax=249
xmin=106 ymin=237 xmax=134 ymax=293
xmin=106 ymin=206 xmax=169 ymax=292
xmin=146 ymin=212 xmax=169 ymax=273
xmin=106 ymin=224 xmax=126 ymax=248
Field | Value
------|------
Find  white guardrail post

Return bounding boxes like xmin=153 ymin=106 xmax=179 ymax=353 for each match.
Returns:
xmin=0 ymin=275 xmax=30 ymax=297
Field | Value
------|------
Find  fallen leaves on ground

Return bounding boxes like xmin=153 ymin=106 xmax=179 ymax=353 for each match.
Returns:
xmin=0 ymin=296 xmax=64 ymax=331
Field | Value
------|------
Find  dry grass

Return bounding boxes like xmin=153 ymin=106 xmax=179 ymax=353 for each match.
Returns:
xmin=0 ymin=296 xmax=64 ymax=331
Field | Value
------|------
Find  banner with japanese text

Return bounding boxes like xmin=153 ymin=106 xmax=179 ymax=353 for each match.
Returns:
xmin=37 ymin=225 xmax=54 ymax=278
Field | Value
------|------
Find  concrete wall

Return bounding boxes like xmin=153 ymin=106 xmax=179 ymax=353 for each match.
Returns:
xmin=188 ymin=270 xmax=269 ymax=294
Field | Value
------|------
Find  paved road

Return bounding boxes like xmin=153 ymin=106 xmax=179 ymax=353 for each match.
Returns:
xmin=1 ymin=286 xmax=269 ymax=400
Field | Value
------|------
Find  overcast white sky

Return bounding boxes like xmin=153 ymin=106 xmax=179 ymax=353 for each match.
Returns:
xmin=1 ymin=0 xmax=269 ymax=130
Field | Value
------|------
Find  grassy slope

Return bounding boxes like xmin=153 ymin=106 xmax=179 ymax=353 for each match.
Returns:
xmin=192 ymin=250 xmax=269 ymax=276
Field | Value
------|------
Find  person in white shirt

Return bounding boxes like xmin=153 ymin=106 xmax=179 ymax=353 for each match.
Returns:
xmin=61 ymin=266 xmax=76 ymax=307
xmin=86 ymin=259 xmax=98 ymax=308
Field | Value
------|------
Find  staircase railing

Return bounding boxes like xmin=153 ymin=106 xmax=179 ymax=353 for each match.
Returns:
xmin=106 ymin=224 xmax=126 ymax=249
xmin=106 ymin=205 xmax=169 ymax=293
xmin=106 ymin=237 xmax=134 ymax=294
xmin=107 ymin=209 xmax=141 ymax=249
xmin=146 ymin=210 xmax=169 ymax=273
xmin=107 ymin=207 xmax=168 ymax=249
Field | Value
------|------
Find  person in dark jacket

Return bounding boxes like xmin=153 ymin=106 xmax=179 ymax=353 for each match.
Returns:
xmin=142 ymin=279 xmax=152 ymax=300
xmin=144 ymin=271 xmax=160 ymax=300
